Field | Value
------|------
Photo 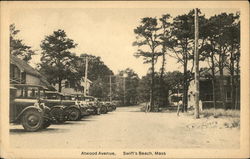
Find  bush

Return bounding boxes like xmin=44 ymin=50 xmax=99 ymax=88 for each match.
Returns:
xmin=201 ymin=108 xmax=240 ymax=118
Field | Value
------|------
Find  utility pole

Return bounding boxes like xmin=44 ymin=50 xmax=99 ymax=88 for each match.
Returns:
xmin=84 ymin=56 xmax=88 ymax=96
xmin=123 ymin=77 xmax=126 ymax=105
xmin=194 ymin=8 xmax=200 ymax=119
xmin=109 ymin=75 xmax=112 ymax=102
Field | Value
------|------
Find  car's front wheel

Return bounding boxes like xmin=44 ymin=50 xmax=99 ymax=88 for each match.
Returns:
xmin=21 ymin=109 xmax=44 ymax=132
xmin=42 ymin=119 xmax=51 ymax=129
xmin=65 ymin=108 xmax=81 ymax=121
xmin=50 ymin=107 xmax=66 ymax=124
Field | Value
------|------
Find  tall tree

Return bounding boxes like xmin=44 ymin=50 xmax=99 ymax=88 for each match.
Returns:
xmin=10 ymin=24 xmax=35 ymax=62
xmin=169 ymin=9 xmax=208 ymax=112
xmin=117 ymin=68 xmax=140 ymax=105
xmin=39 ymin=29 xmax=77 ymax=92
xmin=169 ymin=11 xmax=195 ymax=112
xmin=208 ymin=13 xmax=239 ymax=109
xmin=224 ymin=14 xmax=240 ymax=109
xmin=158 ymin=14 xmax=173 ymax=107
xmin=133 ymin=17 xmax=161 ymax=111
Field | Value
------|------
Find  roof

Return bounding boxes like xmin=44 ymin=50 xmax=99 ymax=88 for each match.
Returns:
xmin=10 ymin=84 xmax=47 ymax=89
xmin=10 ymin=55 xmax=41 ymax=78
xmin=200 ymin=67 xmax=235 ymax=77
xmin=10 ymin=55 xmax=57 ymax=91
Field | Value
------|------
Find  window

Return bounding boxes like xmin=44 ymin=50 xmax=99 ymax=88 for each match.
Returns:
xmin=205 ymin=94 xmax=213 ymax=101
xmin=16 ymin=89 xmax=24 ymax=98
xmin=226 ymin=91 xmax=231 ymax=100
xmin=10 ymin=64 xmax=21 ymax=83
xmin=21 ymin=72 xmax=26 ymax=84
xmin=27 ymin=87 xmax=39 ymax=99
xmin=46 ymin=94 xmax=58 ymax=99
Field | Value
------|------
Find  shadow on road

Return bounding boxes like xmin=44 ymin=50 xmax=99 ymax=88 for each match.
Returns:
xmin=10 ymin=127 xmax=69 ymax=134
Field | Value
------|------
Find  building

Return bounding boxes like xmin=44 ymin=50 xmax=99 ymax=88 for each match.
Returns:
xmin=54 ymin=78 xmax=92 ymax=96
xmin=10 ymin=55 xmax=54 ymax=90
xmin=188 ymin=68 xmax=240 ymax=109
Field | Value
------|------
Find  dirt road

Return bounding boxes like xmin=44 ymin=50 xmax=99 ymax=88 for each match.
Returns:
xmin=10 ymin=106 xmax=239 ymax=149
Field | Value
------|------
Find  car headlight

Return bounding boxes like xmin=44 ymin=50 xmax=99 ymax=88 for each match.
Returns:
xmin=39 ymin=103 xmax=46 ymax=109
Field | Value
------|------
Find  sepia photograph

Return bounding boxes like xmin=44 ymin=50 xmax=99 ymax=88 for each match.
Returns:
xmin=0 ymin=1 xmax=249 ymax=158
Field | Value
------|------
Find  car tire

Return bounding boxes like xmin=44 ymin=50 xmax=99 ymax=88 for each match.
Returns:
xmin=21 ymin=109 xmax=44 ymax=132
xmin=50 ymin=107 xmax=66 ymax=124
xmin=42 ymin=119 xmax=51 ymax=129
xmin=65 ymin=108 xmax=81 ymax=121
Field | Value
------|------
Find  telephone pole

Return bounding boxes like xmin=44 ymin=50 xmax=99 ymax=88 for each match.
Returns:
xmin=109 ymin=75 xmax=112 ymax=102
xmin=194 ymin=8 xmax=200 ymax=119
xmin=84 ymin=56 xmax=88 ymax=96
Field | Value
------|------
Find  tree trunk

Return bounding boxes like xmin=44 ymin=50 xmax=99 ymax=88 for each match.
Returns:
xmin=218 ymin=45 xmax=226 ymax=109
xmin=150 ymin=54 xmax=155 ymax=112
xmin=235 ymin=57 xmax=240 ymax=109
xmin=182 ymin=59 xmax=188 ymax=112
xmin=211 ymin=54 xmax=217 ymax=109
xmin=230 ymin=50 xmax=235 ymax=109
xmin=219 ymin=65 xmax=226 ymax=109
xmin=159 ymin=46 xmax=166 ymax=108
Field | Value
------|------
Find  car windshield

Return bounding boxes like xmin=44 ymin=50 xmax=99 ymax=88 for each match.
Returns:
xmin=27 ymin=87 xmax=40 ymax=98
xmin=45 ymin=93 xmax=59 ymax=99
xmin=63 ymin=96 xmax=73 ymax=100
xmin=16 ymin=86 xmax=41 ymax=99
xmin=40 ymin=90 xmax=45 ymax=98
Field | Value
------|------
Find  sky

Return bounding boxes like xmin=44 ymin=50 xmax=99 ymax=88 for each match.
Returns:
xmin=10 ymin=7 xmax=239 ymax=77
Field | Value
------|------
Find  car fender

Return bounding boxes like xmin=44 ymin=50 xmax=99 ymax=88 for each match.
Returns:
xmin=15 ymin=106 xmax=44 ymax=122
xmin=51 ymin=105 xmax=65 ymax=110
xmin=64 ymin=105 xmax=80 ymax=110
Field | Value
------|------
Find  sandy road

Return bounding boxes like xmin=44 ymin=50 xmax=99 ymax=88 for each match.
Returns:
xmin=10 ymin=106 xmax=239 ymax=149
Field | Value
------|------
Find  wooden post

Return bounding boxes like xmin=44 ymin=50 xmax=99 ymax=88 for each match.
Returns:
xmin=194 ymin=8 xmax=200 ymax=119
xmin=84 ymin=56 xmax=88 ymax=96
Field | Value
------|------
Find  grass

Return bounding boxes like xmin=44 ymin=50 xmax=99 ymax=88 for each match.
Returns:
xmin=195 ymin=108 xmax=240 ymax=118
xmin=187 ymin=108 xmax=240 ymax=128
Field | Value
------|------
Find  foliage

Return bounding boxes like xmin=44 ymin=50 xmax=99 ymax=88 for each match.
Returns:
xmin=164 ymin=71 xmax=183 ymax=95
xmin=10 ymin=24 xmax=35 ymax=62
xmin=137 ymin=73 xmax=151 ymax=103
xmin=117 ymin=68 xmax=140 ymax=105
xmin=133 ymin=17 xmax=162 ymax=111
xmin=199 ymin=12 xmax=240 ymax=109
xmin=169 ymin=10 xmax=196 ymax=112
xmin=39 ymin=29 xmax=77 ymax=92
xmin=73 ymin=53 xmax=114 ymax=99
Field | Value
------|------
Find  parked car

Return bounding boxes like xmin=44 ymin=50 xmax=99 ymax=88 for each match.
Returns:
xmin=100 ymin=101 xmax=115 ymax=112
xmin=9 ymin=84 xmax=52 ymax=131
xmin=61 ymin=94 xmax=83 ymax=121
xmin=74 ymin=94 xmax=99 ymax=115
xmin=44 ymin=91 xmax=67 ymax=123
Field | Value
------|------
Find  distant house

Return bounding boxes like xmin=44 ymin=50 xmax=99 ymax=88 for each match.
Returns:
xmin=10 ymin=55 xmax=55 ymax=90
xmin=53 ymin=78 xmax=92 ymax=96
xmin=188 ymin=68 xmax=240 ymax=109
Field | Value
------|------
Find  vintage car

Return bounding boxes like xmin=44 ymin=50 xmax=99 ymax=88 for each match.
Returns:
xmin=100 ymin=101 xmax=115 ymax=112
xmin=10 ymin=84 xmax=52 ymax=131
xmin=44 ymin=91 xmax=67 ymax=123
xmin=60 ymin=94 xmax=83 ymax=121
xmin=107 ymin=101 xmax=117 ymax=112
xmin=73 ymin=94 xmax=98 ymax=115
